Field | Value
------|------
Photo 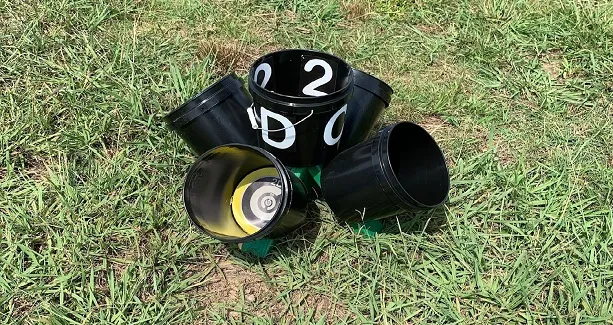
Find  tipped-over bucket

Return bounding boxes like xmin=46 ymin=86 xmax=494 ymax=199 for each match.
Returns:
xmin=183 ymin=144 xmax=309 ymax=243
xmin=247 ymin=49 xmax=354 ymax=167
xmin=321 ymin=122 xmax=450 ymax=223
xmin=339 ymin=69 xmax=393 ymax=151
xmin=164 ymin=73 xmax=257 ymax=155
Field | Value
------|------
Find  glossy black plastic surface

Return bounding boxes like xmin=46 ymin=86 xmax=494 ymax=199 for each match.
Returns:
xmin=248 ymin=49 xmax=354 ymax=167
xmin=164 ymin=73 xmax=257 ymax=155
xmin=183 ymin=144 xmax=308 ymax=243
xmin=339 ymin=69 xmax=393 ymax=151
xmin=321 ymin=122 xmax=449 ymax=223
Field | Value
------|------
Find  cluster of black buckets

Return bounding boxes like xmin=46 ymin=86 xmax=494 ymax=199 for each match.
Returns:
xmin=165 ymin=50 xmax=450 ymax=244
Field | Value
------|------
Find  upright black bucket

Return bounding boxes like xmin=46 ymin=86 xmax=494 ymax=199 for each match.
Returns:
xmin=183 ymin=144 xmax=309 ymax=243
xmin=247 ymin=49 xmax=353 ymax=167
xmin=339 ymin=69 xmax=393 ymax=151
xmin=321 ymin=122 xmax=450 ymax=223
xmin=164 ymin=73 xmax=257 ymax=155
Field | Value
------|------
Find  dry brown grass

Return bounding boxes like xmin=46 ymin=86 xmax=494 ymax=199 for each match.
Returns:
xmin=380 ymin=58 xmax=471 ymax=91
xmin=415 ymin=23 xmax=444 ymax=34
xmin=198 ymin=39 xmax=280 ymax=75
xmin=341 ymin=0 xmax=374 ymax=20
xmin=420 ymin=114 xmax=452 ymax=137
xmin=199 ymin=40 xmax=256 ymax=74
xmin=420 ymin=115 xmax=461 ymax=168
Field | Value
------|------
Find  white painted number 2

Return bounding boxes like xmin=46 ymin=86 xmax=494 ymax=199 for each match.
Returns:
xmin=254 ymin=63 xmax=272 ymax=88
xmin=302 ymin=59 xmax=333 ymax=97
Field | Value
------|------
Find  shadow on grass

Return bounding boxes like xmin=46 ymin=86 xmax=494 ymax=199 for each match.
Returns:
xmin=380 ymin=206 xmax=448 ymax=235
xmin=228 ymin=201 xmax=323 ymax=263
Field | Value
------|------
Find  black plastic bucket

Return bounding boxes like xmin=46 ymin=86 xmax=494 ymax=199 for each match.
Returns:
xmin=247 ymin=49 xmax=354 ymax=167
xmin=183 ymin=144 xmax=309 ymax=243
xmin=339 ymin=69 xmax=393 ymax=151
xmin=321 ymin=122 xmax=450 ymax=223
xmin=164 ymin=73 xmax=257 ymax=155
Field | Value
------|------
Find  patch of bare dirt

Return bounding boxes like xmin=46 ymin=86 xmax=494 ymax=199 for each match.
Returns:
xmin=420 ymin=115 xmax=451 ymax=136
xmin=539 ymin=50 xmax=563 ymax=81
xmin=187 ymin=260 xmax=350 ymax=322
xmin=11 ymin=296 xmax=34 ymax=318
xmin=492 ymin=136 xmax=514 ymax=166
xmin=10 ymin=150 xmax=48 ymax=181
xmin=292 ymin=291 xmax=350 ymax=321
xmin=189 ymin=261 xmax=280 ymax=314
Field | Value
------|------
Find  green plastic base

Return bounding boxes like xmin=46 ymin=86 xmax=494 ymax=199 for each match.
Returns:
xmin=288 ymin=167 xmax=313 ymax=188
xmin=289 ymin=165 xmax=322 ymax=196
xmin=238 ymin=238 xmax=274 ymax=258
xmin=307 ymin=165 xmax=322 ymax=188
xmin=350 ymin=219 xmax=383 ymax=238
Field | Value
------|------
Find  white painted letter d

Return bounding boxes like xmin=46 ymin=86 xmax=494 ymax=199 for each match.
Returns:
xmin=261 ymin=107 xmax=295 ymax=149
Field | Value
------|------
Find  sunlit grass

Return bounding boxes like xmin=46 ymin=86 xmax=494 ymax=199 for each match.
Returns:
xmin=1 ymin=0 xmax=612 ymax=323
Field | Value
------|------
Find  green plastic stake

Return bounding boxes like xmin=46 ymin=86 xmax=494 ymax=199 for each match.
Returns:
xmin=239 ymin=238 xmax=274 ymax=258
xmin=350 ymin=219 xmax=383 ymax=238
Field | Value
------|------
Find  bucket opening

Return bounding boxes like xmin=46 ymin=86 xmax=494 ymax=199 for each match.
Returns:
xmin=184 ymin=145 xmax=290 ymax=242
xmin=386 ymin=123 xmax=449 ymax=207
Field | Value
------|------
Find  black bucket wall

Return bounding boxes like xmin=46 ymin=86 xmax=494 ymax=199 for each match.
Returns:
xmin=248 ymin=49 xmax=354 ymax=167
xmin=183 ymin=144 xmax=309 ymax=243
xmin=164 ymin=73 xmax=258 ymax=155
xmin=321 ymin=122 xmax=450 ymax=223
xmin=339 ymin=69 xmax=393 ymax=152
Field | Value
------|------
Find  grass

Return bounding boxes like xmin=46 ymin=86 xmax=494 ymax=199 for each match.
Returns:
xmin=1 ymin=0 xmax=612 ymax=323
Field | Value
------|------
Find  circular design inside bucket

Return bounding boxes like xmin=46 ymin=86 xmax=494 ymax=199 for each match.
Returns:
xmin=231 ymin=167 xmax=282 ymax=234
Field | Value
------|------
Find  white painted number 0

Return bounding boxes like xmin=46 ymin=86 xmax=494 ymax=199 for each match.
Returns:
xmin=254 ymin=63 xmax=272 ymax=88
xmin=324 ymin=104 xmax=347 ymax=146
xmin=302 ymin=59 xmax=333 ymax=97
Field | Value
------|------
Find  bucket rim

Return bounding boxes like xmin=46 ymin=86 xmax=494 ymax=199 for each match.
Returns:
xmin=248 ymin=49 xmax=354 ymax=108
xmin=169 ymin=82 xmax=248 ymax=129
xmin=352 ymin=69 xmax=393 ymax=107
xmin=377 ymin=122 xmax=450 ymax=209
xmin=182 ymin=144 xmax=295 ymax=243
xmin=164 ymin=73 xmax=243 ymax=126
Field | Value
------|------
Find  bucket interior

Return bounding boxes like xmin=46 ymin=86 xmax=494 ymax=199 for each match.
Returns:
xmin=184 ymin=146 xmax=287 ymax=241
xmin=386 ymin=123 xmax=450 ymax=207
xmin=253 ymin=50 xmax=352 ymax=97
